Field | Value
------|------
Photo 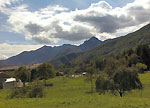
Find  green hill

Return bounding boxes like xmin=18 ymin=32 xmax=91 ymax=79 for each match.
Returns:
xmin=73 ymin=24 xmax=150 ymax=64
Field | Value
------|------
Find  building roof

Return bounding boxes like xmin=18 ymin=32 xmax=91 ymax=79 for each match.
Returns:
xmin=5 ymin=78 xmax=16 ymax=83
xmin=0 ymin=66 xmax=19 ymax=72
xmin=0 ymin=64 xmax=41 ymax=72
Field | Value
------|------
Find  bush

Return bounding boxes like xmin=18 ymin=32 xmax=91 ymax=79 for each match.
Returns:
xmin=9 ymin=87 xmax=28 ymax=98
xmin=9 ymin=83 xmax=44 ymax=98
xmin=27 ymin=84 xmax=44 ymax=98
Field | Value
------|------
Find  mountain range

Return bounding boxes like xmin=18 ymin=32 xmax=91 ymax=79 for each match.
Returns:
xmin=0 ymin=37 xmax=103 ymax=66
xmin=73 ymin=23 xmax=150 ymax=64
xmin=0 ymin=23 xmax=150 ymax=67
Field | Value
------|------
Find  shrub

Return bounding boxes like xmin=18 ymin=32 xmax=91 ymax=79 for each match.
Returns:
xmin=27 ymin=84 xmax=44 ymax=98
xmin=9 ymin=87 xmax=28 ymax=98
xmin=9 ymin=83 xmax=44 ymax=98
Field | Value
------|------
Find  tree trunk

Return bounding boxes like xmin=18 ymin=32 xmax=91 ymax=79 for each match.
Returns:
xmin=23 ymin=82 xmax=25 ymax=87
xmin=119 ymin=92 xmax=123 ymax=97
xmin=43 ymin=79 xmax=46 ymax=86
xmin=90 ymin=75 xmax=93 ymax=93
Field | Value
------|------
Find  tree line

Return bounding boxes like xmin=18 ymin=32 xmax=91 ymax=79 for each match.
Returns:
xmin=15 ymin=62 xmax=55 ymax=86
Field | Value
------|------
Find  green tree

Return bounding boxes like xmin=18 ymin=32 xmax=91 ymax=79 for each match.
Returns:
xmin=86 ymin=66 xmax=96 ymax=93
xmin=136 ymin=63 xmax=147 ymax=73
xmin=136 ymin=44 xmax=150 ymax=69
xmin=113 ymin=67 xmax=142 ymax=97
xmin=127 ymin=54 xmax=140 ymax=67
xmin=37 ymin=62 xmax=55 ymax=85
xmin=104 ymin=57 xmax=118 ymax=77
xmin=30 ymin=68 xmax=38 ymax=81
xmin=96 ymin=67 xmax=142 ymax=97
xmin=15 ymin=66 xmax=30 ymax=86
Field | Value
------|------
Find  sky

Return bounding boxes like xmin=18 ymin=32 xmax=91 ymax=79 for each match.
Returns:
xmin=0 ymin=0 xmax=150 ymax=60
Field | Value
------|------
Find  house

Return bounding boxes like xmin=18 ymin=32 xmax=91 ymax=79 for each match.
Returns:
xmin=56 ymin=72 xmax=64 ymax=76
xmin=82 ymin=72 xmax=87 ymax=76
xmin=0 ymin=72 xmax=11 ymax=89
xmin=2 ymin=78 xmax=23 ymax=89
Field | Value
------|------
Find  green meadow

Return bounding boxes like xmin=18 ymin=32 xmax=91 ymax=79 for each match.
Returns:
xmin=0 ymin=73 xmax=150 ymax=108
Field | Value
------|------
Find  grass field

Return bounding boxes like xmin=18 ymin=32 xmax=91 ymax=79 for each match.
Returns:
xmin=0 ymin=73 xmax=150 ymax=108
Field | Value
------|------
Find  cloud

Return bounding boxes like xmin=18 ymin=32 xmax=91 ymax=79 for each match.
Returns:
xmin=0 ymin=0 xmax=22 ymax=12
xmin=3 ymin=0 xmax=150 ymax=44
xmin=0 ymin=43 xmax=43 ymax=60
xmin=74 ymin=0 xmax=150 ymax=33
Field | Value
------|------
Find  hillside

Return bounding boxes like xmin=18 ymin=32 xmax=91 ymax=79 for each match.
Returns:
xmin=73 ymin=24 xmax=150 ymax=64
xmin=0 ymin=37 xmax=102 ymax=66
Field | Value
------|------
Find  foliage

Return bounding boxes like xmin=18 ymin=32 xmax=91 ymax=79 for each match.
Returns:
xmin=96 ymin=67 xmax=143 ymax=97
xmin=27 ymin=83 xmax=44 ymax=98
xmin=95 ymin=76 xmax=114 ymax=94
xmin=9 ymin=82 xmax=44 ymax=98
xmin=37 ymin=62 xmax=55 ymax=84
xmin=30 ymin=68 xmax=38 ymax=81
xmin=136 ymin=63 xmax=147 ymax=73
xmin=113 ymin=67 xmax=142 ymax=97
xmin=127 ymin=54 xmax=140 ymax=67
xmin=104 ymin=57 xmax=118 ymax=77
xmin=15 ymin=66 xmax=30 ymax=86
xmin=136 ymin=44 xmax=150 ymax=68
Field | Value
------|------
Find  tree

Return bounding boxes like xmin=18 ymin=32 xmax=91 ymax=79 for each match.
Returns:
xmin=15 ymin=66 xmax=30 ymax=86
xmin=96 ymin=67 xmax=143 ymax=97
xmin=104 ymin=57 xmax=118 ymax=77
xmin=127 ymin=54 xmax=140 ymax=67
xmin=113 ymin=67 xmax=142 ymax=97
xmin=136 ymin=44 xmax=150 ymax=69
xmin=30 ymin=68 xmax=38 ymax=81
xmin=136 ymin=63 xmax=147 ymax=73
xmin=37 ymin=62 xmax=55 ymax=85
xmin=86 ymin=66 xmax=96 ymax=93
xmin=95 ymin=59 xmax=105 ymax=71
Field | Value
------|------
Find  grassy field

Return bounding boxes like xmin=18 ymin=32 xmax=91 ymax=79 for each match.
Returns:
xmin=0 ymin=73 xmax=150 ymax=108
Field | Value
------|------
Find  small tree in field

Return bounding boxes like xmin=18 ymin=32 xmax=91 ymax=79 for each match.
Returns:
xmin=86 ymin=66 xmax=96 ymax=93
xmin=15 ymin=66 xmax=30 ymax=86
xmin=37 ymin=62 xmax=55 ymax=85
xmin=96 ymin=67 xmax=142 ymax=97
xmin=113 ymin=67 xmax=142 ymax=97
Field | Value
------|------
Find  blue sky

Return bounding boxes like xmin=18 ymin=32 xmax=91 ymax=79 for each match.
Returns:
xmin=0 ymin=0 xmax=149 ymax=59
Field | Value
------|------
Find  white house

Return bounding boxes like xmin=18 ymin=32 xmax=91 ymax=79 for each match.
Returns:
xmin=2 ymin=78 xmax=23 ymax=89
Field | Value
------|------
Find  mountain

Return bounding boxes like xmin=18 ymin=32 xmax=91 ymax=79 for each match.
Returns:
xmin=73 ymin=24 xmax=150 ymax=64
xmin=0 ymin=37 xmax=102 ymax=66
xmin=50 ymin=37 xmax=103 ymax=65
xmin=79 ymin=37 xmax=103 ymax=51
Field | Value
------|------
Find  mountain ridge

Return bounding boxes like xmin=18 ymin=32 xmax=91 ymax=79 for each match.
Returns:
xmin=0 ymin=36 xmax=103 ymax=66
xmin=72 ymin=24 xmax=150 ymax=64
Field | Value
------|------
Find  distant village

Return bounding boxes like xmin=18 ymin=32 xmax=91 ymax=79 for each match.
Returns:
xmin=0 ymin=64 xmax=87 ymax=89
